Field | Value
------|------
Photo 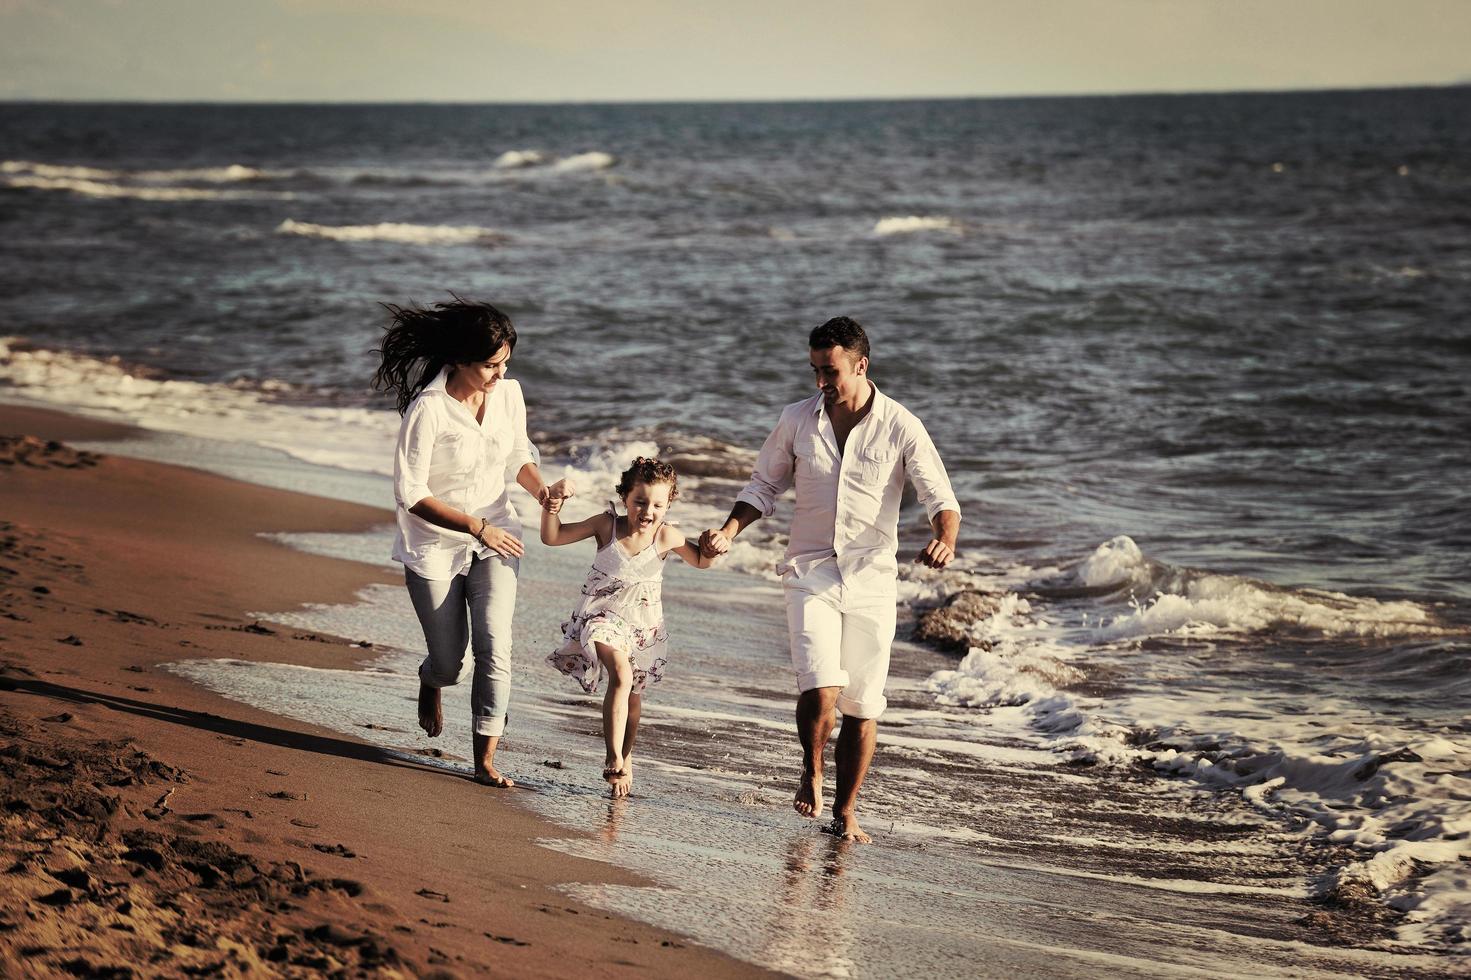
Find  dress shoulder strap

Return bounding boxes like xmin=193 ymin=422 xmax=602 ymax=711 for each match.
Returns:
xmin=598 ymin=501 xmax=620 ymax=551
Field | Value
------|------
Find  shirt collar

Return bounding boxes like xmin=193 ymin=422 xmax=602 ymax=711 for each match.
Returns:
xmin=424 ymin=364 xmax=452 ymax=396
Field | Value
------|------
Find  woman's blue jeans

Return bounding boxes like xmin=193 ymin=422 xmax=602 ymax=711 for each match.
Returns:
xmin=405 ymin=553 xmax=518 ymax=737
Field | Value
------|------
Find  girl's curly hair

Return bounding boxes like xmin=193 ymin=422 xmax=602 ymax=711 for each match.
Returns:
xmin=615 ymin=456 xmax=678 ymax=502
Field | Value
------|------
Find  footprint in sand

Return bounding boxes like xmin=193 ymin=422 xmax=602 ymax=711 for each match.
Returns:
xmin=415 ymin=888 xmax=450 ymax=903
xmin=486 ymin=933 xmax=530 ymax=946
xmin=267 ymin=790 xmax=306 ymax=801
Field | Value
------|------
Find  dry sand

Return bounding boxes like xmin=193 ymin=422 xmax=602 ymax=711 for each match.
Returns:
xmin=0 ymin=405 xmax=774 ymax=978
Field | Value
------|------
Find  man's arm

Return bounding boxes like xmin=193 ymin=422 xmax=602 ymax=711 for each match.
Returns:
xmin=699 ymin=407 xmax=797 ymax=558
xmin=698 ymin=501 xmax=764 ymax=558
xmin=915 ymin=509 xmax=960 ymax=569
xmin=904 ymin=414 xmax=962 ymax=569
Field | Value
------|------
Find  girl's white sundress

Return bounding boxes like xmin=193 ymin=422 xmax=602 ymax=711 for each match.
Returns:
xmin=547 ymin=505 xmax=670 ymax=696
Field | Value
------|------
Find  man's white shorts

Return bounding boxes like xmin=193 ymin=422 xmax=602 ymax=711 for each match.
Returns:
xmin=783 ymin=558 xmax=897 ymax=719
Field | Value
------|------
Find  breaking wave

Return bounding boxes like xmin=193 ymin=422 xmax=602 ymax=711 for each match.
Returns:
xmin=275 ymin=219 xmax=502 ymax=246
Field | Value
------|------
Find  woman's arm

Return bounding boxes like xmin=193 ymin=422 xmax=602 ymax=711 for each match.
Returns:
xmin=409 ymin=498 xmax=525 ymax=558
xmin=662 ymin=527 xmax=715 ymax=568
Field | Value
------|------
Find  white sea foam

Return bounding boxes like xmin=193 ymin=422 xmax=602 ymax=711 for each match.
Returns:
xmin=3 ymin=160 xmax=120 ymax=180
xmin=873 ymin=215 xmax=961 ymax=236
xmin=1104 ymin=583 xmax=1443 ymax=645
xmin=553 ymin=151 xmax=617 ymax=172
xmin=132 ymin=164 xmax=271 ymax=183
xmin=3 ymin=160 xmax=272 ymax=183
xmin=0 ymin=338 xmax=398 ymax=477
xmin=275 ymin=218 xmax=500 ymax=246
xmin=1075 ymin=534 xmax=1152 ymax=588
xmin=493 ymin=149 xmax=545 ymax=169
xmin=3 ymin=175 xmax=231 ymax=201
xmin=925 ymin=534 xmax=1469 ymax=949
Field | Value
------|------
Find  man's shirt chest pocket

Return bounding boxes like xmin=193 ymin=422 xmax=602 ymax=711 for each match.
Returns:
xmin=794 ymin=435 xmax=835 ymax=479
xmin=855 ymin=446 xmax=897 ymax=485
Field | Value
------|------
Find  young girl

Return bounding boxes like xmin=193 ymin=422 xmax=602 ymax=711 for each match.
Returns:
xmin=542 ymin=457 xmax=716 ymax=797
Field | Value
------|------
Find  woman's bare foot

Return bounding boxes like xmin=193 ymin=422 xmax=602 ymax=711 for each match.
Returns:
xmin=418 ymin=683 xmax=443 ymax=737
xmin=793 ymin=767 xmax=824 ymax=819
xmin=473 ymin=766 xmax=515 ymax=788
xmin=821 ymin=812 xmax=871 ymax=844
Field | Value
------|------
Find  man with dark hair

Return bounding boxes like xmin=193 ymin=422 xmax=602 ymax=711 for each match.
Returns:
xmin=700 ymin=317 xmax=960 ymax=842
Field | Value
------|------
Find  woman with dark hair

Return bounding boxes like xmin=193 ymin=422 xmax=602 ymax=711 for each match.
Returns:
xmin=373 ymin=299 xmax=567 ymax=787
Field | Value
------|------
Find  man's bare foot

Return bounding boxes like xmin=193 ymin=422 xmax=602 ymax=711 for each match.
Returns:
xmin=821 ymin=813 xmax=871 ymax=844
xmin=473 ymin=766 xmax=514 ymax=788
xmin=610 ymin=760 xmax=633 ymax=799
xmin=793 ymin=768 xmax=824 ymax=819
xmin=418 ymin=684 xmax=443 ymax=737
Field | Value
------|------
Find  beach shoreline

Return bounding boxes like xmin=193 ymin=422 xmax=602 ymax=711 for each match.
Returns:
xmin=0 ymin=404 xmax=774 ymax=978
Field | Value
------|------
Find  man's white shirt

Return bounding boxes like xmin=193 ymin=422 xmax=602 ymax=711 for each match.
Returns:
xmin=736 ymin=382 xmax=959 ymax=592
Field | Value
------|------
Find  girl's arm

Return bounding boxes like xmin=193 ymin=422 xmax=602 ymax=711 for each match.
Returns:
xmin=661 ymin=527 xmax=716 ymax=568
xmin=542 ymin=507 xmax=610 ymax=548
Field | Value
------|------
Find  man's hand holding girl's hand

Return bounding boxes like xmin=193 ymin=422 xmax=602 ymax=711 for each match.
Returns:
xmin=698 ymin=528 xmax=732 ymax=559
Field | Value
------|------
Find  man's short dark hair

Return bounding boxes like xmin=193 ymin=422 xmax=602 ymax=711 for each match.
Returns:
xmin=809 ymin=316 xmax=870 ymax=362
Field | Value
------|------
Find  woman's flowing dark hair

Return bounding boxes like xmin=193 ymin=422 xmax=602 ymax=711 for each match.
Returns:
xmin=372 ymin=300 xmax=517 ymax=415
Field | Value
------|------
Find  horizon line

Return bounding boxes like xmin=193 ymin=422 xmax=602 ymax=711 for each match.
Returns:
xmin=1 ymin=80 xmax=1466 ymax=108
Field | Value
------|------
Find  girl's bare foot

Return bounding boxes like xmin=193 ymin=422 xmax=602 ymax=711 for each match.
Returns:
xmin=821 ymin=813 xmax=871 ymax=844
xmin=603 ymin=755 xmax=624 ymax=784
xmin=793 ymin=767 xmax=823 ymax=819
xmin=473 ymin=766 xmax=515 ymax=788
xmin=418 ymin=683 xmax=443 ymax=737
xmin=611 ymin=761 xmax=633 ymax=799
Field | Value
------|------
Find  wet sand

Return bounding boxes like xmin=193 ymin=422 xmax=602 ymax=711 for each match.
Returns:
xmin=0 ymin=405 xmax=774 ymax=978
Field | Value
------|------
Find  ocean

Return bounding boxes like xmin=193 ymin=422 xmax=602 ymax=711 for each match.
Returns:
xmin=2 ymin=90 xmax=1468 ymax=975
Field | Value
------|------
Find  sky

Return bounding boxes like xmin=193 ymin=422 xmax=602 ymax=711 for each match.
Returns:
xmin=0 ymin=0 xmax=1468 ymax=103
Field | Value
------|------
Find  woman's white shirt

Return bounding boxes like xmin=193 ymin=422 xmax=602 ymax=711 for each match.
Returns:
xmin=392 ymin=367 xmax=539 ymax=580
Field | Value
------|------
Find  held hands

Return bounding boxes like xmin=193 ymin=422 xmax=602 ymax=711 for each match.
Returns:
xmin=540 ymin=478 xmax=576 ymax=515
xmin=913 ymin=538 xmax=956 ymax=569
xmin=698 ymin=528 xmax=732 ymax=560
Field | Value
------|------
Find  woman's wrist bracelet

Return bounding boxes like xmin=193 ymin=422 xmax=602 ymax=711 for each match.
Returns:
xmin=473 ymin=517 xmax=489 ymax=544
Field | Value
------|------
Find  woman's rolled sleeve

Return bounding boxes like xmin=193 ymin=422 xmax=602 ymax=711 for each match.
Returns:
xmin=394 ymin=401 xmax=436 ymax=510
xmin=501 ymin=380 xmax=540 ymax=482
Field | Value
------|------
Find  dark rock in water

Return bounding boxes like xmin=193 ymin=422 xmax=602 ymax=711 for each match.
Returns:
xmin=913 ymin=591 xmax=1004 ymax=653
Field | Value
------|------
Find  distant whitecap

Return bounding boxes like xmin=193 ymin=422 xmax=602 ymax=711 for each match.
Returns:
xmin=873 ymin=215 xmax=960 ymax=236
xmin=494 ymin=150 xmax=545 ymax=169
xmin=3 ymin=175 xmax=227 ymax=201
xmin=275 ymin=218 xmax=499 ymax=246
xmin=553 ymin=151 xmax=617 ymax=172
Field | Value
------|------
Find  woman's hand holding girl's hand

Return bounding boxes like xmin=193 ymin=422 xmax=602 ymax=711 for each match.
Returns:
xmin=540 ymin=478 xmax=576 ymax=513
